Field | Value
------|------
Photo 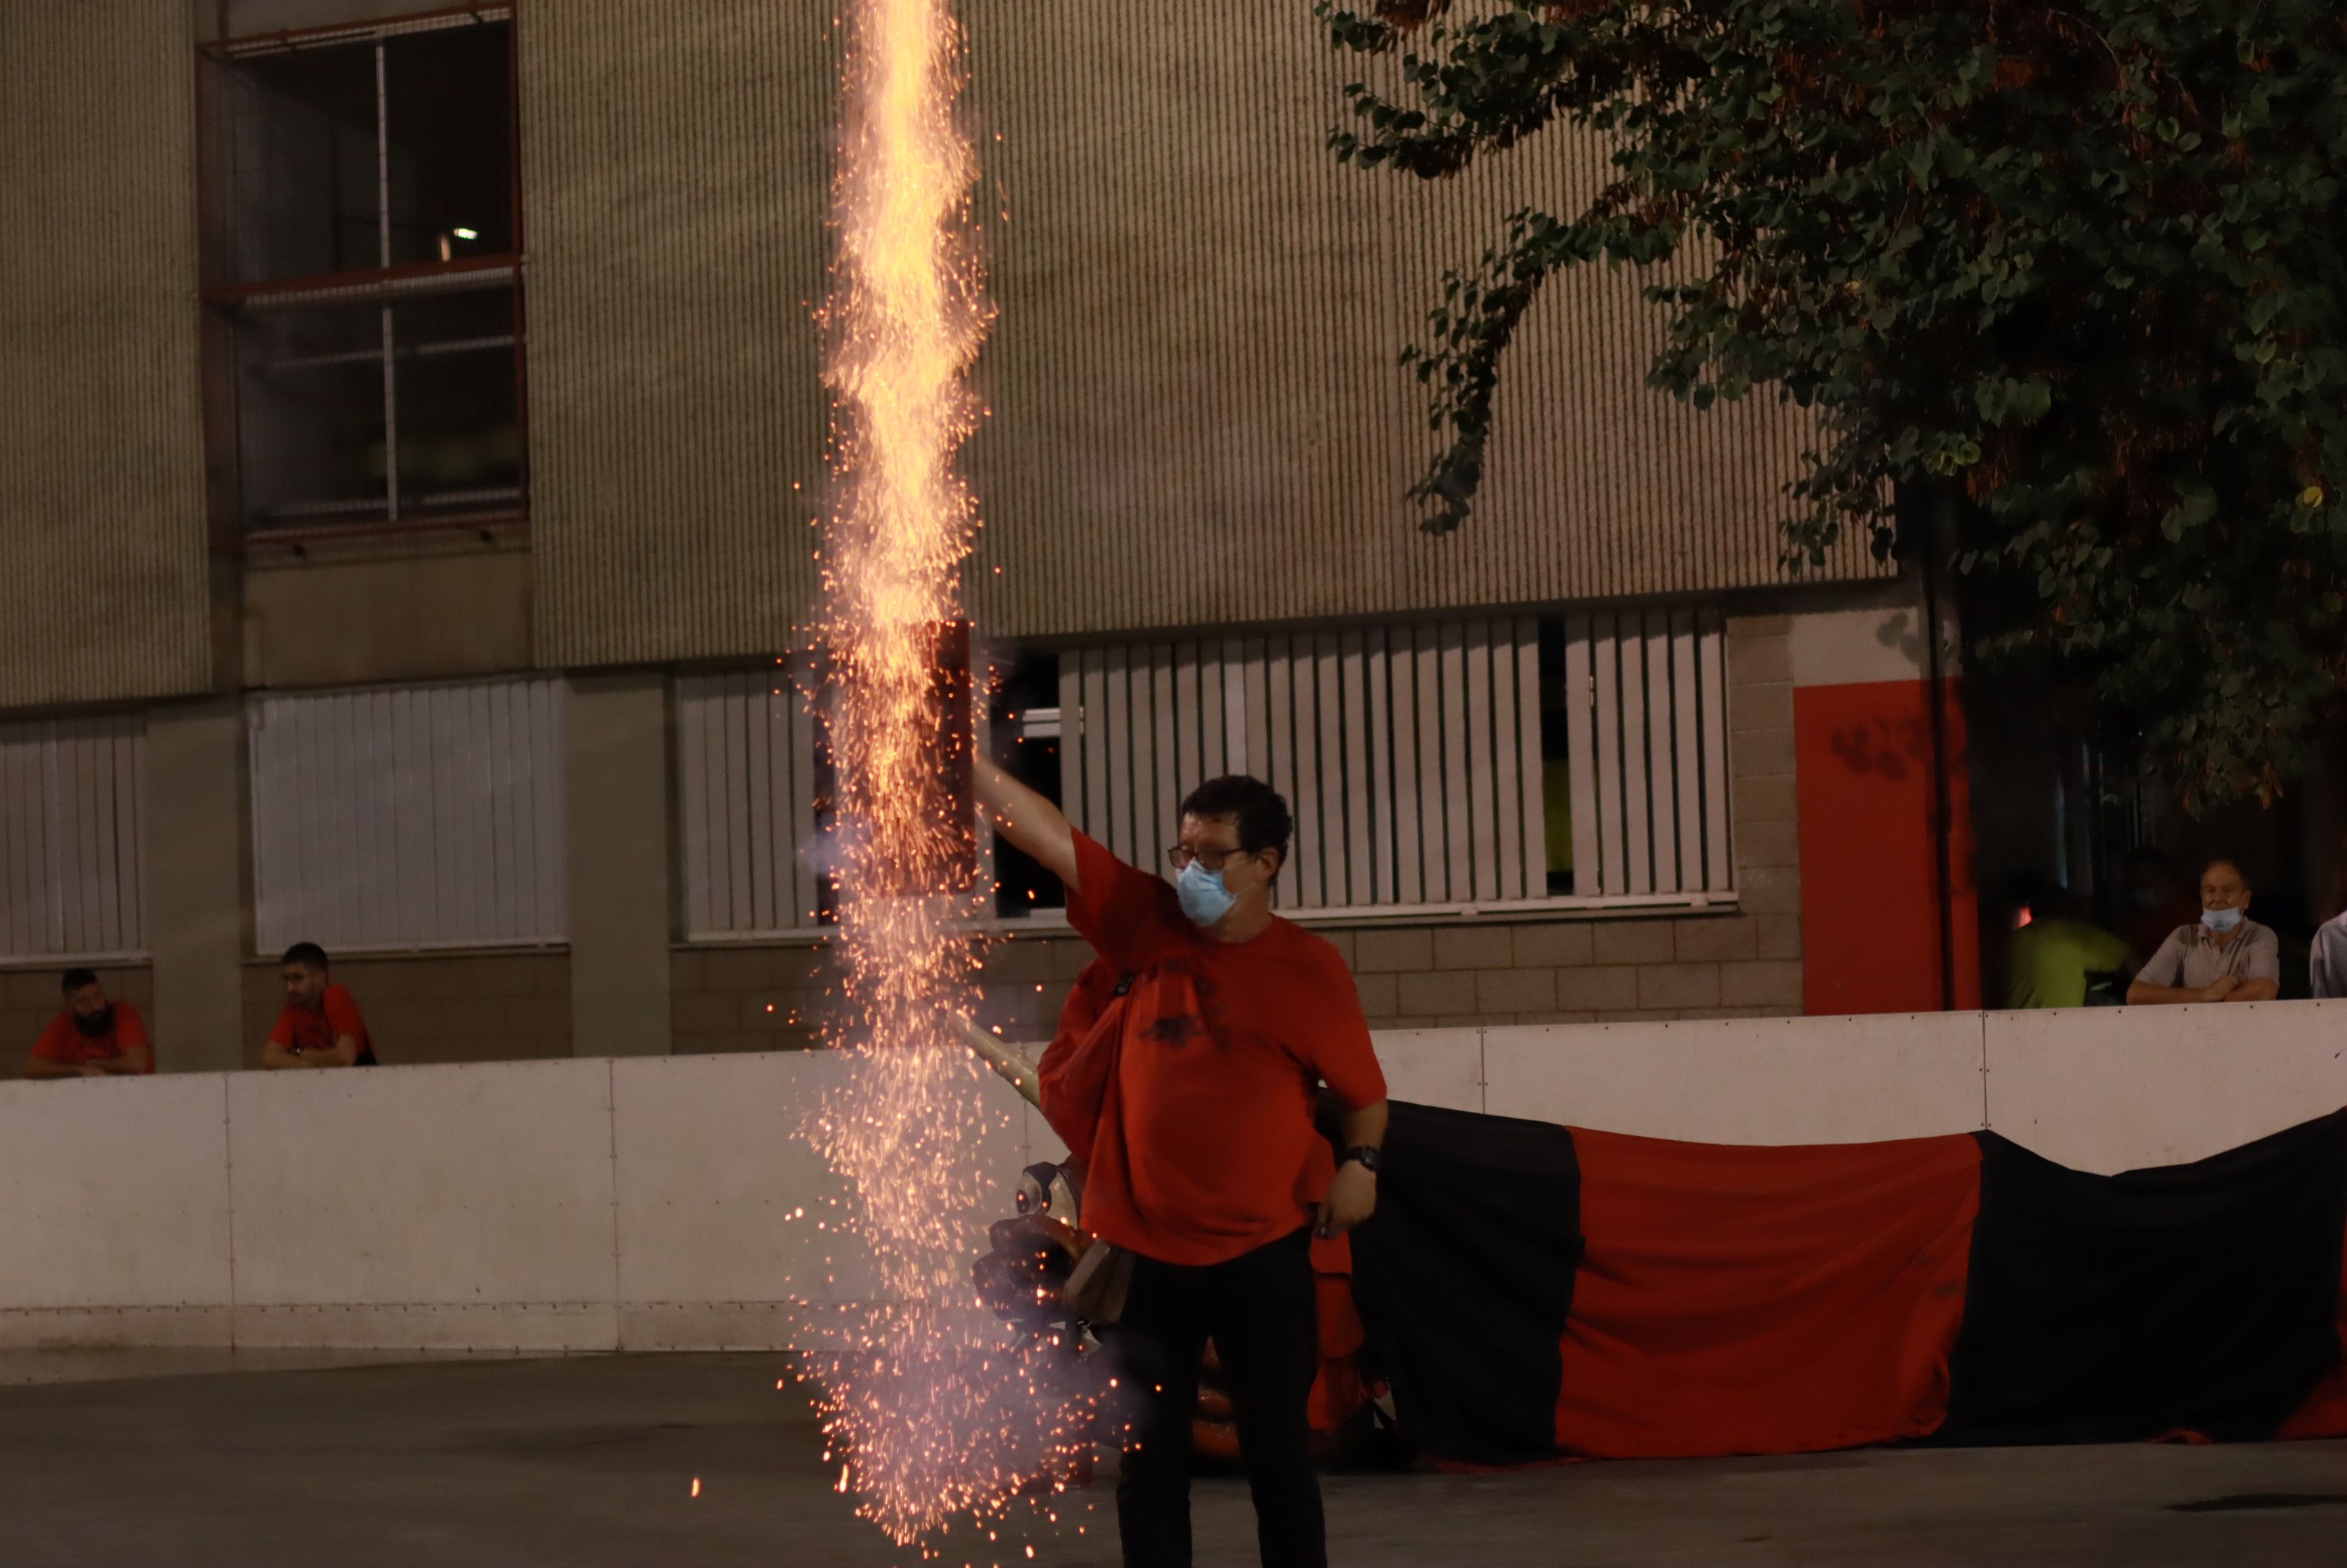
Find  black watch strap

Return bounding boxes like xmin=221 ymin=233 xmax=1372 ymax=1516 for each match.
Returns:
xmin=1342 ymin=1144 xmax=1382 ymax=1175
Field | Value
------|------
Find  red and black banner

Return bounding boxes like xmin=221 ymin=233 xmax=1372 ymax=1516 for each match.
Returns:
xmin=1334 ymin=1102 xmax=2347 ymax=1464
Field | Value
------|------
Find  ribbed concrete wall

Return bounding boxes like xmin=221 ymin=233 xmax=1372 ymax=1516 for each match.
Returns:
xmin=962 ymin=3 xmax=1879 ymax=637
xmin=521 ymin=1 xmax=1880 ymax=668
xmin=0 ymin=1 xmax=211 ymax=706
xmin=517 ymin=0 xmax=831 ymax=669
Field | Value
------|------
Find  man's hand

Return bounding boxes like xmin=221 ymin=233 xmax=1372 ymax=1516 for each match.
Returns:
xmin=1316 ymin=1160 xmax=1378 ymax=1238
xmin=2198 ymin=975 xmax=2240 ymax=1003
xmin=1317 ymin=1098 xmax=1390 ymax=1238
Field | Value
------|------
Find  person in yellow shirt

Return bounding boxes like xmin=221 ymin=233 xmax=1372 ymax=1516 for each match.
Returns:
xmin=2004 ymin=876 xmax=2137 ymax=1008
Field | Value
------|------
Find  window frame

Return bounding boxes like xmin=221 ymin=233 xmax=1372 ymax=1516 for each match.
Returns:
xmin=197 ymin=3 xmax=526 ymax=546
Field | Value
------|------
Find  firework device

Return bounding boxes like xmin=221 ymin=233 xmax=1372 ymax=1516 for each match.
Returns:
xmin=959 ymin=1017 xmax=1043 ymax=1109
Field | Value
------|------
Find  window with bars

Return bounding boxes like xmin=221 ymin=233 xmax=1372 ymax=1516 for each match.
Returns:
xmin=0 ymin=718 xmax=145 ymax=960
xmin=675 ymin=669 xmax=829 ymax=939
xmin=1052 ymin=611 xmax=1735 ymax=916
xmin=1553 ymin=608 xmax=1735 ymax=901
xmin=247 ymin=677 xmax=566 ymax=953
xmin=673 ymin=608 xmax=1738 ymax=940
xmin=201 ymin=6 xmax=524 ymax=536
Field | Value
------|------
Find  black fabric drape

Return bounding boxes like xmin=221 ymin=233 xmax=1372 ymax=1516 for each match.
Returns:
xmin=1338 ymin=1100 xmax=1583 ymax=1466
xmin=1937 ymin=1109 xmax=2347 ymax=1445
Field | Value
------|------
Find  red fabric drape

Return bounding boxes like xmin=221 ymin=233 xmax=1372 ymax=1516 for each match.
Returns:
xmin=2275 ymin=1223 xmax=2347 ymax=1440
xmin=1555 ymin=1128 xmax=1982 ymax=1458
xmin=1307 ymin=1231 xmax=1368 ymax=1432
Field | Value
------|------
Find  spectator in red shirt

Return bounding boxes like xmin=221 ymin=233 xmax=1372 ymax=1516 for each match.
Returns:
xmin=262 ymin=943 xmax=377 ymax=1069
xmin=979 ymin=758 xmax=1386 ymax=1568
xmin=23 ymin=969 xmax=152 ymax=1078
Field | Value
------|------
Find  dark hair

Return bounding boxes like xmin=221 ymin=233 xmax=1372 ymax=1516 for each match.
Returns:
xmin=1178 ymin=775 xmax=1292 ymax=872
xmin=281 ymin=941 xmax=331 ymax=971
xmin=59 ymin=967 xmax=98 ymax=995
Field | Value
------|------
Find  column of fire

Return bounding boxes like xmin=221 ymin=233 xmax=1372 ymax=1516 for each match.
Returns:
xmin=802 ymin=0 xmax=1088 ymax=1550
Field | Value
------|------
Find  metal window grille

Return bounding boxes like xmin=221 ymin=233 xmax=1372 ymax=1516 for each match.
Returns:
xmin=1559 ymin=608 xmax=1733 ymax=898
xmin=248 ymin=678 xmax=565 ymax=954
xmin=1056 ymin=621 xmax=1550 ymax=912
xmin=0 ymin=717 xmax=145 ymax=959
xmin=675 ymin=669 xmax=825 ymax=938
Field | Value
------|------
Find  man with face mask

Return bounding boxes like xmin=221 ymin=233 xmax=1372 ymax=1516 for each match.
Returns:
xmin=2125 ymin=858 xmax=2281 ymax=1004
xmin=976 ymin=759 xmax=1386 ymax=1568
xmin=23 ymin=969 xmax=153 ymax=1078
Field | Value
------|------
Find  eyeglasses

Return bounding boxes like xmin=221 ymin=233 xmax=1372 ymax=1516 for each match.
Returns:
xmin=1167 ymin=844 xmax=1257 ymax=873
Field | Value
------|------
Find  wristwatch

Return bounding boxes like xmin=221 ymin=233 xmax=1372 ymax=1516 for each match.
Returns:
xmin=1342 ymin=1145 xmax=1383 ymax=1175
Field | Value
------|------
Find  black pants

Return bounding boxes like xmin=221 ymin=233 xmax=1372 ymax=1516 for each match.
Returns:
xmin=1115 ymin=1227 xmax=1325 ymax=1568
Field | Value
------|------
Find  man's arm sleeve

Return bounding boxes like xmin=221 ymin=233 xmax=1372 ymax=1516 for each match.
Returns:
xmin=324 ymin=989 xmax=368 ymax=1039
xmin=265 ymin=1010 xmax=293 ymax=1047
xmin=2136 ymin=931 xmax=2186 ymax=986
xmin=1312 ymin=960 xmax=1388 ymax=1110
xmin=2086 ymin=927 xmax=2132 ymax=971
xmin=28 ymin=1016 xmax=68 ymax=1062
xmin=116 ymin=1006 xmax=150 ymax=1048
xmin=2315 ymin=925 xmax=2347 ymax=999
xmin=1063 ymin=831 xmax=1163 ymax=970
xmin=2248 ymin=927 xmax=2282 ymax=981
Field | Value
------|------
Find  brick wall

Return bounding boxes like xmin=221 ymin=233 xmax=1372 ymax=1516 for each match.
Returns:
xmin=669 ymin=937 xmax=1099 ymax=1054
xmin=1 ymin=964 xmax=151 ymax=1074
xmin=667 ymin=616 xmax=1805 ymax=1046
xmin=239 ymin=952 xmax=571 ymax=1068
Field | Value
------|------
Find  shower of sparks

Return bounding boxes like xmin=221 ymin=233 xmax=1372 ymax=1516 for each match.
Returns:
xmin=797 ymin=0 xmax=1095 ymax=1550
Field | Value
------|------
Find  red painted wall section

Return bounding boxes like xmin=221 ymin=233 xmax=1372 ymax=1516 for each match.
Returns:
xmin=1795 ymin=679 xmax=1981 ymax=1015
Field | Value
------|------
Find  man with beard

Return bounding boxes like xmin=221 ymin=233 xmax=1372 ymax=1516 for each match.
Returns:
xmin=23 ymin=969 xmax=153 ymax=1077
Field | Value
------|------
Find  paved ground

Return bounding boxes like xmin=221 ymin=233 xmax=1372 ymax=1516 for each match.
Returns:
xmin=0 ymin=1352 xmax=2340 ymax=1566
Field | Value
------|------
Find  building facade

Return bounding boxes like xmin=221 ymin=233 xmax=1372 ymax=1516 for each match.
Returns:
xmin=0 ymin=0 xmax=1970 ymax=1073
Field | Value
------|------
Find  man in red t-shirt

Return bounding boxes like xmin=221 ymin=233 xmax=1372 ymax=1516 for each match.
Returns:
xmin=23 ymin=969 xmax=153 ymax=1078
xmin=979 ymin=758 xmax=1386 ymax=1568
xmin=262 ymin=943 xmax=377 ymax=1069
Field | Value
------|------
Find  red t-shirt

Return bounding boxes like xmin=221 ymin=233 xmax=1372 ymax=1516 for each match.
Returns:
xmin=1064 ymin=831 xmax=1386 ymax=1266
xmin=268 ymin=984 xmax=375 ymax=1064
xmin=32 ymin=1002 xmax=151 ymax=1071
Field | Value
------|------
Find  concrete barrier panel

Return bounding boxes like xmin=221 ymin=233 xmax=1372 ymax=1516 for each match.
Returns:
xmin=1371 ymin=1029 xmax=1483 ymax=1114
xmin=0 ymin=1075 xmax=231 ymax=1312
xmin=226 ymin=1060 xmax=618 ymax=1313
xmin=611 ymin=1050 xmax=1023 ymax=1334
xmin=1983 ymin=1000 xmax=2347 ymax=1174
xmin=1483 ymin=1014 xmax=1986 ymax=1144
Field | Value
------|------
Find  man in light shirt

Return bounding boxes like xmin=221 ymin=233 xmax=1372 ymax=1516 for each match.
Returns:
xmin=2125 ymin=858 xmax=2280 ymax=1005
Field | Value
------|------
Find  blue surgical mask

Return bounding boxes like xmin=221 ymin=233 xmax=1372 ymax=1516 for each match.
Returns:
xmin=2202 ymin=906 xmax=2244 ymax=933
xmin=1175 ymin=858 xmax=1238 ymax=927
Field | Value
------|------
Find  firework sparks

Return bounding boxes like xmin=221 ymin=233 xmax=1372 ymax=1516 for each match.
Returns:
xmin=796 ymin=0 xmax=1094 ymax=1549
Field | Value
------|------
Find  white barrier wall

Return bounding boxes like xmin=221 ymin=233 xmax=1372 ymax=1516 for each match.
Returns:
xmin=0 ymin=1002 xmax=2341 ymax=1352
xmin=1482 ymin=1014 xmax=1987 ymax=1145
xmin=1981 ymin=999 xmax=2347 ymax=1173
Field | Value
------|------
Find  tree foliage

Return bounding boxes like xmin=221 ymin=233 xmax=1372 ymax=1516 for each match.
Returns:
xmin=1324 ymin=0 xmax=2347 ymax=806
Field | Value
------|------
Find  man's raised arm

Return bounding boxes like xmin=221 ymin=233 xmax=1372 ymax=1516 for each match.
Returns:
xmin=975 ymin=756 xmax=1080 ymax=893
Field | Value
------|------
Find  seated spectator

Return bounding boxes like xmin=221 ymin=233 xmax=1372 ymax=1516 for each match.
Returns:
xmin=2308 ymin=849 xmax=2347 ymax=1000
xmin=2313 ymin=910 xmax=2347 ymax=1000
xmin=2125 ymin=858 xmax=2281 ymax=1005
xmin=22 ymin=969 xmax=152 ymax=1078
xmin=2004 ymin=877 xmax=2135 ymax=1009
xmin=262 ymin=943 xmax=377 ymax=1069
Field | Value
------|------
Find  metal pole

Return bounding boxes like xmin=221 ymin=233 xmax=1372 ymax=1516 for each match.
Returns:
xmin=959 ymin=1018 xmax=1044 ymax=1111
xmin=376 ymin=40 xmax=399 ymax=522
xmin=1924 ymin=487 xmax=1958 ymax=1010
